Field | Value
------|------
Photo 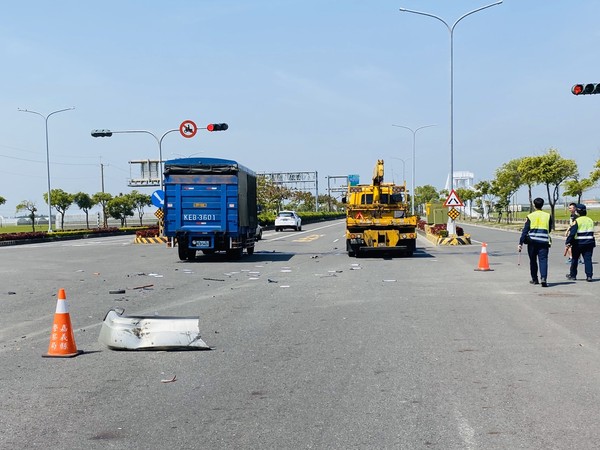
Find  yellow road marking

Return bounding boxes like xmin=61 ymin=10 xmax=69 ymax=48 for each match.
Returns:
xmin=293 ymin=234 xmax=321 ymax=242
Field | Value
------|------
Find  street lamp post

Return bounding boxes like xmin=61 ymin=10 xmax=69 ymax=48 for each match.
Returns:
xmin=91 ymin=128 xmax=180 ymax=191
xmin=391 ymin=157 xmax=407 ymax=184
xmin=392 ymin=124 xmax=435 ymax=215
xmin=399 ymin=2 xmax=502 ymax=229
xmin=18 ymin=107 xmax=75 ymax=232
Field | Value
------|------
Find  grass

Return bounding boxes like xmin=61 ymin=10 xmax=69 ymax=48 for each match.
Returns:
xmin=511 ymin=209 xmax=600 ymax=222
xmin=0 ymin=225 xmax=40 ymax=234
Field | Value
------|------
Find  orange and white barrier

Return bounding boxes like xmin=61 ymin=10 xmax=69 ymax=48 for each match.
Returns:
xmin=474 ymin=242 xmax=493 ymax=272
xmin=43 ymin=288 xmax=82 ymax=358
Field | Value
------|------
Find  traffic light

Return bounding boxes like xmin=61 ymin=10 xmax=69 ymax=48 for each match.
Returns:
xmin=206 ymin=123 xmax=228 ymax=132
xmin=91 ymin=129 xmax=113 ymax=137
xmin=571 ymin=83 xmax=600 ymax=95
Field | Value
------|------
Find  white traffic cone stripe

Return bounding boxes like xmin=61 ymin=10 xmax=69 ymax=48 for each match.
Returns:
xmin=55 ymin=300 xmax=69 ymax=314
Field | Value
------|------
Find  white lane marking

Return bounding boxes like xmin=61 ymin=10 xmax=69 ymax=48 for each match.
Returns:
xmin=454 ymin=408 xmax=476 ymax=450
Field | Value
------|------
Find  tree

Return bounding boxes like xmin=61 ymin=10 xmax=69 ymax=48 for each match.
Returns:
xmin=590 ymin=158 xmax=600 ymax=185
xmin=319 ymin=194 xmax=342 ymax=212
xmin=563 ymin=158 xmax=600 ymax=204
xmin=43 ymin=189 xmax=73 ymax=230
xmin=492 ymin=158 xmax=523 ymax=223
xmin=473 ymin=180 xmax=495 ymax=220
xmin=15 ymin=200 xmax=37 ymax=232
xmin=257 ymin=176 xmax=292 ymax=212
xmin=128 ymin=190 xmax=152 ymax=226
xmin=106 ymin=194 xmax=134 ymax=227
xmin=455 ymin=188 xmax=477 ymax=219
xmin=563 ymin=178 xmax=594 ymax=204
xmin=0 ymin=196 xmax=5 ymax=206
xmin=73 ymin=192 xmax=96 ymax=229
xmin=289 ymin=190 xmax=314 ymax=212
xmin=92 ymin=192 xmax=113 ymax=228
xmin=534 ymin=149 xmax=578 ymax=229
xmin=518 ymin=156 xmax=543 ymax=211
xmin=414 ymin=185 xmax=439 ymax=212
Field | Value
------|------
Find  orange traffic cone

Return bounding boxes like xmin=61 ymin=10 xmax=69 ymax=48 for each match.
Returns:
xmin=474 ymin=242 xmax=493 ymax=272
xmin=43 ymin=288 xmax=82 ymax=358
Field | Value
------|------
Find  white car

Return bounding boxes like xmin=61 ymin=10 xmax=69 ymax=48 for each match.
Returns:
xmin=275 ymin=211 xmax=302 ymax=231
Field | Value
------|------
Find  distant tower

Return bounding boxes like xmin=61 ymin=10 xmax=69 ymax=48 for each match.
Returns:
xmin=445 ymin=171 xmax=474 ymax=191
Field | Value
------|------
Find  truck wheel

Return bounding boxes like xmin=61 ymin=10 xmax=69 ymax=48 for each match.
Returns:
xmin=177 ymin=240 xmax=188 ymax=261
xmin=187 ymin=248 xmax=196 ymax=260
xmin=297 ymin=225 xmax=302 ymax=231
xmin=247 ymin=245 xmax=255 ymax=256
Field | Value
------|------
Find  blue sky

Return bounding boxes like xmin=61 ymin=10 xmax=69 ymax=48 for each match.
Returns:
xmin=1 ymin=0 xmax=599 ymax=217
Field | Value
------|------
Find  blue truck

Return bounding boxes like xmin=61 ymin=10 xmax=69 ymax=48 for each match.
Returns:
xmin=163 ymin=157 xmax=259 ymax=260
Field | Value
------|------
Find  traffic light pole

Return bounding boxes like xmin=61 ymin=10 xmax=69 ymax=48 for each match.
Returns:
xmin=110 ymin=130 xmax=179 ymax=191
xmin=92 ymin=128 xmax=180 ymax=191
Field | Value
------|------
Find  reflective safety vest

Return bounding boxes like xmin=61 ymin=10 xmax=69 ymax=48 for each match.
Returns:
xmin=527 ymin=210 xmax=551 ymax=244
xmin=574 ymin=216 xmax=595 ymax=246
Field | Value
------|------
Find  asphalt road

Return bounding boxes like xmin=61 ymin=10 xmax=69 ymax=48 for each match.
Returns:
xmin=1 ymin=220 xmax=598 ymax=449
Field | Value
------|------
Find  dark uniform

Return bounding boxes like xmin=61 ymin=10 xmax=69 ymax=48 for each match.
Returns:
xmin=519 ymin=208 xmax=552 ymax=287
xmin=566 ymin=205 xmax=596 ymax=281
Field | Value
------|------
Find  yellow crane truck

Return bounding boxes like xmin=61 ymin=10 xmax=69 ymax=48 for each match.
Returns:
xmin=344 ymin=159 xmax=417 ymax=257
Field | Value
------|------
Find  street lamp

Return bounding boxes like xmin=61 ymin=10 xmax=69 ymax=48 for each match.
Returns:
xmin=18 ymin=107 xmax=75 ymax=232
xmin=391 ymin=157 xmax=407 ymax=184
xmin=399 ymin=1 xmax=502 ymax=223
xmin=91 ymin=128 xmax=181 ymax=191
xmin=392 ymin=124 xmax=436 ymax=215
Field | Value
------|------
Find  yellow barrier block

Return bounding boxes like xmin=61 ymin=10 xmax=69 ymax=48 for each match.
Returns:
xmin=134 ymin=236 xmax=169 ymax=244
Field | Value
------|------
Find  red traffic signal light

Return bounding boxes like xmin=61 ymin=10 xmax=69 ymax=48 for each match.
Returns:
xmin=207 ymin=123 xmax=228 ymax=132
xmin=572 ymin=83 xmax=600 ymax=95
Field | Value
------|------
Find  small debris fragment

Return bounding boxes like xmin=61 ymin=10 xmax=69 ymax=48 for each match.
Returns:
xmin=383 ymin=279 xmax=397 ymax=282
xmin=268 ymin=279 xmax=278 ymax=283
xmin=311 ymin=255 xmax=319 ymax=259
xmin=203 ymin=277 xmax=225 ymax=282
xmin=7 ymin=291 xmax=16 ymax=295
xmin=132 ymin=284 xmax=154 ymax=290
xmin=109 ymin=289 xmax=126 ymax=294
xmin=161 ymin=375 xmax=177 ymax=383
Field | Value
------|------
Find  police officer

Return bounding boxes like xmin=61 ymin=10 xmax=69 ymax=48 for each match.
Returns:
xmin=565 ymin=202 xmax=578 ymax=263
xmin=565 ymin=204 xmax=596 ymax=282
xmin=519 ymin=197 xmax=552 ymax=287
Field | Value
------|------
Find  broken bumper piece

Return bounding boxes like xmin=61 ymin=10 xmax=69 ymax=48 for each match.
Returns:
xmin=98 ymin=308 xmax=210 ymax=350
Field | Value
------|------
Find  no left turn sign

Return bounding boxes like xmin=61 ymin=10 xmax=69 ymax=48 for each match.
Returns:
xmin=179 ymin=120 xmax=197 ymax=138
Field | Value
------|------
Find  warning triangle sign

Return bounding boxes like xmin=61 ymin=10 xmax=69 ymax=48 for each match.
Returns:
xmin=443 ymin=189 xmax=464 ymax=207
